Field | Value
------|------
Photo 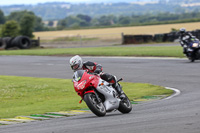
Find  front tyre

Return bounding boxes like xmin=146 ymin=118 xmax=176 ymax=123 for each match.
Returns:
xmin=188 ymin=57 xmax=195 ymax=62
xmin=118 ymin=94 xmax=132 ymax=114
xmin=84 ymin=93 xmax=106 ymax=117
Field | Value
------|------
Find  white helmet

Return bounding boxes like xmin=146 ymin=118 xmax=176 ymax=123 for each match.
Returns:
xmin=69 ymin=55 xmax=83 ymax=71
xmin=180 ymin=28 xmax=186 ymax=34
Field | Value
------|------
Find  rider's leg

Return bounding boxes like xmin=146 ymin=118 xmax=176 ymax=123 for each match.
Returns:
xmin=183 ymin=47 xmax=187 ymax=54
xmin=112 ymin=76 xmax=123 ymax=95
xmin=100 ymin=73 xmax=123 ymax=96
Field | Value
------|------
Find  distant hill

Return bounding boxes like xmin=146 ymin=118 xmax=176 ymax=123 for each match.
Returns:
xmin=1 ymin=0 xmax=200 ymax=20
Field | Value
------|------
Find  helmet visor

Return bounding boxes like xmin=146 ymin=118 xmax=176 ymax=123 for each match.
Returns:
xmin=71 ymin=64 xmax=79 ymax=70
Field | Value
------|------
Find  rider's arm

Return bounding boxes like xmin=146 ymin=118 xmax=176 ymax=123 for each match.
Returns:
xmin=83 ymin=61 xmax=103 ymax=74
xmin=179 ymin=36 xmax=184 ymax=47
xmin=94 ymin=64 xmax=103 ymax=74
xmin=186 ymin=32 xmax=196 ymax=40
xmin=187 ymin=32 xmax=193 ymax=37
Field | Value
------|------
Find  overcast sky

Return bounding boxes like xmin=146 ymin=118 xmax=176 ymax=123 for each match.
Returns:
xmin=0 ymin=0 xmax=155 ymax=6
xmin=0 ymin=0 xmax=96 ymax=5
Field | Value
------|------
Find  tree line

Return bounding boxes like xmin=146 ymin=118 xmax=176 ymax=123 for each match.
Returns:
xmin=1 ymin=1 xmax=200 ymax=20
xmin=56 ymin=11 xmax=200 ymax=29
xmin=1 ymin=9 xmax=200 ymax=38
xmin=0 ymin=10 xmax=46 ymax=38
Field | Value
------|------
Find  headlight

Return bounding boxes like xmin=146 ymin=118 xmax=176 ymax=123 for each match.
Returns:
xmin=192 ymin=43 xmax=199 ymax=48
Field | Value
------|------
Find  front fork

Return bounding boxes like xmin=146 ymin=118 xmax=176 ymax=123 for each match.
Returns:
xmin=94 ymin=90 xmax=102 ymax=104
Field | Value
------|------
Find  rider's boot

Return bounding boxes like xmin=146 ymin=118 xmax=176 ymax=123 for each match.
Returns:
xmin=113 ymin=76 xmax=124 ymax=98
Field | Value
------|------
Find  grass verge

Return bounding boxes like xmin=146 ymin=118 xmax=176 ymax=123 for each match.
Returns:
xmin=0 ymin=75 xmax=173 ymax=118
xmin=0 ymin=46 xmax=184 ymax=57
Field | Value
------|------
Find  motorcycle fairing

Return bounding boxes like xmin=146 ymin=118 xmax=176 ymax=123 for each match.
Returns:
xmin=73 ymin=70 xmax=99 ymax=98
xmin=96 ymin=79 xmax=120 ymax=111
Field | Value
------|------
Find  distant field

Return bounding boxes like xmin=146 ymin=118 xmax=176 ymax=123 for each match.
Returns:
xmin=34 ymin=22 xmax=200 ymax=40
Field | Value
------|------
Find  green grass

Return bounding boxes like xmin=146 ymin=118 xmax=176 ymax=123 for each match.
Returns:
xmin=0 ymin=75 xmax=173 ymax=118
xmin=0 ymin=46 xmax=184 ymax=57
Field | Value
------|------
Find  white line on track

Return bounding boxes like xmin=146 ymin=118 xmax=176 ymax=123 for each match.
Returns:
xmin=164 ymin=87 xmax=181 ymax=100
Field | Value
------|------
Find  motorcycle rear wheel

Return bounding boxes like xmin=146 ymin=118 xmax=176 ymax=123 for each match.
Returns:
xmin=118 ymin=94 xmax=132 ymax=113
xmin=84 ymin=93 xmax=106 ymax=117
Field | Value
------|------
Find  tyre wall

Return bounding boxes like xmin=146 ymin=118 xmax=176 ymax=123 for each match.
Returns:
xmin=122 ymin=29 xmax=200 ymax=45
xmin=0 ymin=36 xmax=40 ymax=50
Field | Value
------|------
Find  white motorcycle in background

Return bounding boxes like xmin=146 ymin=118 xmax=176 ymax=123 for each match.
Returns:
xmin=180 ymin=38 xmax=200 ymax=62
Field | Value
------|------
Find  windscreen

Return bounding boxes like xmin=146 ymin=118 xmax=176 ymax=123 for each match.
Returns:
xmin=73 ymin=70 xmax=85 ymax=82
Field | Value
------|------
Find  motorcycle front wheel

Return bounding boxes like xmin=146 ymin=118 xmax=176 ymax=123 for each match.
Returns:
xmin=118 ymin=94 xmax=132 ymax=114
xmin=188 ymin=57 xmax=195 ymax=62
xmin=84 ymin=93 xmax=106 ymax=117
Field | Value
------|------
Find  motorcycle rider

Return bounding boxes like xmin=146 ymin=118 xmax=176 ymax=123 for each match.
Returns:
xmin=69 ymin=55 xmax=124 ymax=98
xmin=179 ymin=28 xmax=196 ymax=54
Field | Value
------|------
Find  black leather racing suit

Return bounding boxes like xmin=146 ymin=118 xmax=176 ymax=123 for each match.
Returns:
xmin=179 ymin=32 xmax=194 ymax=54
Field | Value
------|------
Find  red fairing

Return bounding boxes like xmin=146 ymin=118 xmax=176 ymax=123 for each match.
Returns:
xmin=73 ymin=71 xmax=100 ymax=99
xmin=84 ymin=90 xmax=95 ymax=94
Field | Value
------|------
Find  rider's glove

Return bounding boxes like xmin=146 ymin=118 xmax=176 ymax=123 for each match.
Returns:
xmin=94 ymin=69 xmax=101 ymax=74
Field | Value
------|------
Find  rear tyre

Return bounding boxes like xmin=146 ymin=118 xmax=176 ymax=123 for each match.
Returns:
xmin=13 ymin=36 xmax=31 ymax=49
xmin=118 ymin=94 xmax=132 ymax=113
xmin=84 ymin=93 xmax=106 ymax=117
xmin=3 ymin=37 xmax=12 ymax=49
xmin=0 ymin=38 xmax=6 ymax=50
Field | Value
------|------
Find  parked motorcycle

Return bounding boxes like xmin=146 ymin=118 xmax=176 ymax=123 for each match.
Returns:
xmin=72 ymin=70 xmax=132 ymax=117
xmin=181 ymin=39 xmax=200 ymax=62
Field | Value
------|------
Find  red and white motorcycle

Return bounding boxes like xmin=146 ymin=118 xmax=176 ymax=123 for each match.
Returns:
xmin=73 ymin=70 xmax=132 ymax=117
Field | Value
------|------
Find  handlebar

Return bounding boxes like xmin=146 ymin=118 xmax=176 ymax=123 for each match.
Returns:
xmin=117 ymin=78 xmax=123 ymax=82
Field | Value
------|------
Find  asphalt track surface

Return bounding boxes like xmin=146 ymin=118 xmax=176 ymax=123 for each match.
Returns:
xmin=0 ymin=55 xmax=200 ymax=133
